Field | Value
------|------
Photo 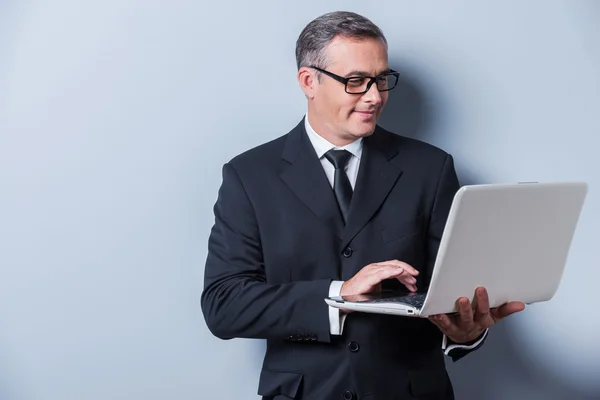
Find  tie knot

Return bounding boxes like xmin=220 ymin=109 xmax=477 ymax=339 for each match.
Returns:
xmin=324 ymin=149 xmax=352 ymax=170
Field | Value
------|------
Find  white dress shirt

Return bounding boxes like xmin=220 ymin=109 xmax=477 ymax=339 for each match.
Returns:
xmin=304 ymin=114 xmax=488 ymax=356
xmin=304 ymin=116 xmax=361 ymax=336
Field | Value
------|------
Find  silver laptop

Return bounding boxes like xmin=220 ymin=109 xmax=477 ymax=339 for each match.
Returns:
xmin=325 ymin=181 xmax=588 ymax=317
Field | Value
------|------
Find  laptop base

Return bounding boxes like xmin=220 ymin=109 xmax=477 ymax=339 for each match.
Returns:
xmin=325 ymin=290 xmax=427 ymax=317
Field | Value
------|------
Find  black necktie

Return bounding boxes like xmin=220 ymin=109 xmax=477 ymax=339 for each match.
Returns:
xmin=324 ymin=149 xmax=353 ymax=224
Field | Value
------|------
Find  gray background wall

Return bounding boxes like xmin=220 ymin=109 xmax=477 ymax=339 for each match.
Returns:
xmin=1 ymin=1 xmax=598 ymax=399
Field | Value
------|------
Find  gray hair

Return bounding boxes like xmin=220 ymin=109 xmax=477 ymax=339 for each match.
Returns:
xmin=295 ymin=11 xmax=387 ymax=70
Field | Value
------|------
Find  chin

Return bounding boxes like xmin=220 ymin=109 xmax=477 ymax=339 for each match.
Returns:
xmin=354 ymin=130 xmax=375 ymax=138
xmin=351 ymin=123 xmax=377 ymax=138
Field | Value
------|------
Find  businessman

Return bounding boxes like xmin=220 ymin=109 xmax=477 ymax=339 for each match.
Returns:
xmin=201 ymin=11 xmax=524 ymax=400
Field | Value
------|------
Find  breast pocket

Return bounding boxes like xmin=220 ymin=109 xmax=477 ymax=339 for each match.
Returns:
xmin=381 ymin=214 xmax=427 ymax=243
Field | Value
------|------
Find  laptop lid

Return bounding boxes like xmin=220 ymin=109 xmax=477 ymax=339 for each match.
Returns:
xmin=419 ymin=182 xmax=588 ymax=316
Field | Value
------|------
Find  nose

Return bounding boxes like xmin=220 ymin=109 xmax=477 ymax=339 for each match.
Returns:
xmin=363 ymin=81 xmax=382 ymax=105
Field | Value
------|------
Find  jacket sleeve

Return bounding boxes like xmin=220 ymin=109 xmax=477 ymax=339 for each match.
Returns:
xmin=200 ymin=162 xmax=333 ymax=343
xmin=426 ymin=154 xmax=488 ymax=361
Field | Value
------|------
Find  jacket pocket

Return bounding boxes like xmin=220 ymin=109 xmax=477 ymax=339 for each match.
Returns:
xmin=257 ymin=369 xmax=303 ymax=399
xmin=381 ymin=214 xmax=426 ymax=243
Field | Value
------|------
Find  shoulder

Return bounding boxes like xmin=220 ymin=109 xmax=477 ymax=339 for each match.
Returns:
xmin=228 ymin=134 xmax=287 ymax=169
xmin=222 ymin=120 xmax=302 ymax=178
xmin=374 ymin=125 xmax=451 ymax=161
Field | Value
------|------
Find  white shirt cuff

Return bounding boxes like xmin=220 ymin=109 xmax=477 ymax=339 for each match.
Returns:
xmin=442 ymin=329 xmax=488 ymax=356
xmin=328 ymin=281 xmax=347 ymax=335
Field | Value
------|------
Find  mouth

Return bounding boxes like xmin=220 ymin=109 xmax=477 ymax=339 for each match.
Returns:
xmin=353 ymin=109 xmax=378 ymax=118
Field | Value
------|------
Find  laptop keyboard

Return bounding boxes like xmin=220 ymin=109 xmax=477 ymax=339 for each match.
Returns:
xmin=370 ymin=293 xmax=426 ymax=308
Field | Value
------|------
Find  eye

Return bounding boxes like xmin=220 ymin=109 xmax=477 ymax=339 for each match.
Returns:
xmin=347 ymin=77 xmax=367 ymax=87
xmin=376 ymin=74 xmax=396 ymax=90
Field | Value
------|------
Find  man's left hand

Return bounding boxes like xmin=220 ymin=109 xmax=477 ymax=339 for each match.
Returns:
xmin=428 ymin=287 xmax=526 ymax=344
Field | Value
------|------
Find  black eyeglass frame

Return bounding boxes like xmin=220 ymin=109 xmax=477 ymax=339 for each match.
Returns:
xmin=309 ymin=66 xmax=400 ymax=94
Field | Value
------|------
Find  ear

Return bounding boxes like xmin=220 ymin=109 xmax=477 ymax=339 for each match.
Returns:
xmin=297 ymin=67 xmax=317 ymax=99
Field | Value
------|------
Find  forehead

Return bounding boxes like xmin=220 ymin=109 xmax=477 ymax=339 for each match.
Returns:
xmin=323 ymin=35 xmax=389 ymax=75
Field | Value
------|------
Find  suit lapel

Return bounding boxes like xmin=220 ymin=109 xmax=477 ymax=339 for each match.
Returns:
xmin=342 ymin=127 xmax=403 ymax=247
xmin=279 ymin=120 xmax=345 ymax=240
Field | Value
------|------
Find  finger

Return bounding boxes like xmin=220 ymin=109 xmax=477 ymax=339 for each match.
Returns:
xmin=392 ymin=260 xmax=419 ymax=276
xmin=364 ymin=267 xmax=406 ymax=289
xmin=385 ymin=271 xmax=418 ymax=290
xmin=394 ymin=270 xmax=417 ymax=283
xmin=365 ymin=267 xmax=418 ymax=292
xmin=374 ymin=260 xmax=419 ymax=276
xmin=396 ymin=275 xmax=417 ymax=285
xmin=372 ymin=266 xmax=414 ymax=283
xmin=395 ymin=273 xmax=417 ymax=290
xmin=371 ymin=264 xmax=419 ymax=290
xmin=362 ymin=264 xmax=420 ymax=292
xmin=473 ymin=287 xmax=491 ymax=321
xmin=373 ymin=267 xmax=402 ymax=280
xmin=457 ymin=297 xmax=474 ymax=325
xmin=491 ymin=301 xmax=526 ymax=322
xmin=375 ymin=265 xmax=418 ymax=285
xmin=348 ymin=265 xmax=410 ymax=294
xmin=399 ymin=282 xmax=417 ymax=292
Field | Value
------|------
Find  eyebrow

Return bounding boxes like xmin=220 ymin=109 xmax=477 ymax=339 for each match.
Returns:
xmin=344 ymin=68 xmax=392 ymax=78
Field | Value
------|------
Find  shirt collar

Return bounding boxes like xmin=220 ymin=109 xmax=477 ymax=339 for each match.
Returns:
xmin=304 ymin=114 xmax=363 ymax=160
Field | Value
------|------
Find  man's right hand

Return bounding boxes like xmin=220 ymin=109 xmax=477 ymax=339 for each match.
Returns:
xmin=340 ymin=260 xmax=419 ymax=297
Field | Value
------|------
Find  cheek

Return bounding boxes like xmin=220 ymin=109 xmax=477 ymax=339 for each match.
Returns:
xmin=321 ymin=88 xmax=344 ymax=113
xmin=319 ymin=86 xmax=358 ymax=119
xmin=338 ymin=98 xmax=359 ymax=118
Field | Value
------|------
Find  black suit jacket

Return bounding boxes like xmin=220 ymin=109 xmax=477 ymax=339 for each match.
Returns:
xmin=201 ymin=119 xmax=484 ymax=400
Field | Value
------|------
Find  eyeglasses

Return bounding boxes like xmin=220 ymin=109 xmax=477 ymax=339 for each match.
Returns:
xmin=309 ymin=66 xmax=399 ymax=94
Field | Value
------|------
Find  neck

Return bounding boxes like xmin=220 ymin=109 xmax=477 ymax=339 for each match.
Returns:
xmin=306 ymin=112 xmax=356 ymax=148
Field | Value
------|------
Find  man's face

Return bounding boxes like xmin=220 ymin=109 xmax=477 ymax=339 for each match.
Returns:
xmin=310 ymin=36 xmax=390 ymax=144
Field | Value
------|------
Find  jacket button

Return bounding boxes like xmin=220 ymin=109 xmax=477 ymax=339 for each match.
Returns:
xmin=342 ymin=391 xmax=354 ymax=400
xmin=348 ymin=341 xmax=359 ymax=352
xmin=342 ymin=247 xmax=353 ymax=258
xmin=310 ymin=334 xmax=317 ymax=341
